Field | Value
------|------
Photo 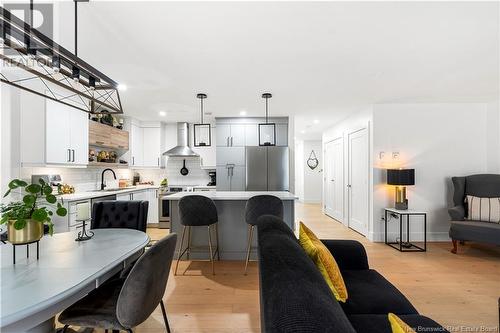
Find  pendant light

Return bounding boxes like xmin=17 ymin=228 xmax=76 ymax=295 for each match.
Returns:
xmin=193 ymin=93 xmax=211 ymax=147
xmin=259 ymin=93 xmax=276 ymax=146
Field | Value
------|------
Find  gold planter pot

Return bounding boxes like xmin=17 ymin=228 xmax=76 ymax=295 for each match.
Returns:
xmin=8 ymin=219 xmax=44 ymax=244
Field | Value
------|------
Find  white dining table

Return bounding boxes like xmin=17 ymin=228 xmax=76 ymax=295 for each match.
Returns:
xmin=0 ymin=229 xmax=150 ymax=333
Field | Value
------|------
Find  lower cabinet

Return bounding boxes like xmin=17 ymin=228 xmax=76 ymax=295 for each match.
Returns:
xmin=129 ymin=189 xmax=159 ymax=225
xmin=216 ymin=165 xmax=245 ymax=191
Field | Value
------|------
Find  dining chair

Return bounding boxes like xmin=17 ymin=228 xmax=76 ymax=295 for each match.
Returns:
xmin=58 ymin=233 xmax=177 ymax=333
xmin=91 ymin=200 xmax=149 ymax=232
xmin=244 ymin=195 xmax=283 ymax=274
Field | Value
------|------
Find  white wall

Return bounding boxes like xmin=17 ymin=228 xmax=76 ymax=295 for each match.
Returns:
xmin=302 ymin=140 xmax=323 ymax=203
xmin=372 ymin=103 xmax=489 ymax=241
xmin=486 ymin=100 xmax=500 ymax=172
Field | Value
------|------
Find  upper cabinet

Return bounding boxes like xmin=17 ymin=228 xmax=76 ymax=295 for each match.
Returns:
xmin=191 ymin=124 xmax=216 ymax=169
xmin=21 ymin=96 xmax=88 ymax=166
xmin=215 ymin=118 xmax=289 ymax=147
xmin=127 ymin=121 xmax=162 ymax=169
xmin=89 ymin=120 xmax=129 ymax=150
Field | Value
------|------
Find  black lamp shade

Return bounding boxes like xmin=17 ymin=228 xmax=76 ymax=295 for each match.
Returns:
xmin=387 ymin=169 xmax=415 ymax=186
xmin=193 ymin=123 xmax=211 ymax=147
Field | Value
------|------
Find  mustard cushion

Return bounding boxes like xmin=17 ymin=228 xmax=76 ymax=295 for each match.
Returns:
xmin=388 ymin=313 xmax=416 ymax=333
xmin=298 ymin=221 xmax=348 ymax=302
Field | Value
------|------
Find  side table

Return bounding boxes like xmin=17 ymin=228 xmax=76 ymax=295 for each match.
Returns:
xmin=384 ymin=208 xmax=427 ymax=252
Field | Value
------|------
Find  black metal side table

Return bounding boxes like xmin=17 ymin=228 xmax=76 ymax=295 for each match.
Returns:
xmin=384 ymin=208 xmax=427 ymax=252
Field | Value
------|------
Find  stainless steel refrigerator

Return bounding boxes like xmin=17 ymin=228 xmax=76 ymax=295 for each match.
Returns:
xmin=245 ymin=146 xmax=289 ymax=191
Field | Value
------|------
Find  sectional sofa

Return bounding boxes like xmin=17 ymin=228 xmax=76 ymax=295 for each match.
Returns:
xmin=256 ymin=215 xmax=448 ymax=333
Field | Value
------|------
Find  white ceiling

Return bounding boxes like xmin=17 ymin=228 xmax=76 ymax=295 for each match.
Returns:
xmin=55 ymin=1 xmax=499 ymax=140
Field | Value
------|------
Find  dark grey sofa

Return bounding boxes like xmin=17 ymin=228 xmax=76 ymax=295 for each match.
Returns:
xmin=257 ymin=215 xmax=448 ymax=333
xmin=448 ymin=174 xmax=500 ymax=253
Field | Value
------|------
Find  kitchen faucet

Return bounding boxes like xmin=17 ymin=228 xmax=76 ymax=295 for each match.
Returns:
xmin=101 ymin=168 xmax=116 ymax=190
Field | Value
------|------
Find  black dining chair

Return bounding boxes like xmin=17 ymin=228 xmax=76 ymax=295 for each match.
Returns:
xmin=244 ymin=195 xmax=283 ymax=274
xmin=91 ymin=201 xmax=149 ymax=232
xmin=175 ymin=195 xmax=220 ymax=275
xmin=59 ymin=233 xmax=177 ymax=333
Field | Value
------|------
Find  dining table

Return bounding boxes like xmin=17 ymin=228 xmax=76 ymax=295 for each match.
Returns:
xmin=0 ymin=228 xmax=150 ymax=333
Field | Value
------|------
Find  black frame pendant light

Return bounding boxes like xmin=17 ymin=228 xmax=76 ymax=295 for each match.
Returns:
xmin=0 ymin=1 xmax=123 ymax=114
xmin=259 ymin=93 xmax=276 ymax=146
xmin=193 ymin=93 xmax=211 ymax=147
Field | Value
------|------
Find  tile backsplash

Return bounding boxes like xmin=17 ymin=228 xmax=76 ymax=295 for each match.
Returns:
xmin=19 ymin=157 xmax=211 ymax=191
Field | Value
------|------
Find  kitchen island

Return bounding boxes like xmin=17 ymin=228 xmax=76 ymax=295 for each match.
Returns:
xmin=167 ymin=191 xmax=298 ymax=260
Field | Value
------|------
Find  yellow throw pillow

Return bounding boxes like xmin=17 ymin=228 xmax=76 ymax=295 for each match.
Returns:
xmin=388 ymin=313 xmax=416 ymax=333
xmin=298 ymin=221 xmax=348 ymax=303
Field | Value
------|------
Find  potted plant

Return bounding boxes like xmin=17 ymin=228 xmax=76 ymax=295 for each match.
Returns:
xmin=0 ymin=178 xmax=68 ymax=244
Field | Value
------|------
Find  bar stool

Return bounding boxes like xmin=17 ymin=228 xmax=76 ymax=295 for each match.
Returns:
xmin=244 ymin=195 xmax=283 ymax=274
xmin=175 ymin=195 xmax=220 ymax=275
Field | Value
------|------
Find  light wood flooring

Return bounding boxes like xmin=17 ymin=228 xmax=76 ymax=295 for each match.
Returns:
xmin=65 ymin=203 xmax=500 ymax=332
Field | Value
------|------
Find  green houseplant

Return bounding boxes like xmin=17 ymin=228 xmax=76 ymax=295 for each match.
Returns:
xmin=1 ymin=178 xmax=68 ymax=244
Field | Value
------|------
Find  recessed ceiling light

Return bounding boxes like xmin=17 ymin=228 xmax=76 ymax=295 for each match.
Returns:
xmin=117 ymin=83 xmax=127 ymax=91
xmin=240 ymin=110 xmax=247 ymax=116
xmin=313 ymin=119 xmax=319 ymax=124
xmin=158 ymin=111 xmax=167 ymax=117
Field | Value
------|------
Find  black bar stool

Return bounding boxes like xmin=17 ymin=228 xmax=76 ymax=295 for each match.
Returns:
xmin=175 ymin=195 xmax=220 ymax=275
xmin=244 ymin=195 xmax=283 ymax=274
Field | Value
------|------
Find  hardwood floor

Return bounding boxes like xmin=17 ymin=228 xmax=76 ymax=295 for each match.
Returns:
xmin=65 ymin=203 xmax=500 ymax=332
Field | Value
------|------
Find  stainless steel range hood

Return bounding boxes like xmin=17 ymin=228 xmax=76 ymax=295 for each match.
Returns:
xmin=162 ymin=122 xmax=199 ymax=157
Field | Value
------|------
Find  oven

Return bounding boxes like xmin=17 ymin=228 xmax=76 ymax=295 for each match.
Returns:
xmin=158 ymin=187 xmax=184 ymax=229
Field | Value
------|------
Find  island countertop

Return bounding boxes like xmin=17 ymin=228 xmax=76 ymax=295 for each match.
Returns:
xmin=165 ymin=191 xmax=298 ymax=201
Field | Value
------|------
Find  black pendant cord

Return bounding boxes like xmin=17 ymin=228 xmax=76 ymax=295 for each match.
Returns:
xmin=29 ymin=0 xmax=34 ymax=28
xmin=200 ymin=97 xmax=204 ymax=124
xmin=74 ymin=0 xmax=78 ymax=58
xmin=265 ymin=97 xmax=269 ymax=124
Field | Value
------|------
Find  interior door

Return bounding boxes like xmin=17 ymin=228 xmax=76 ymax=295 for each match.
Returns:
xmin=348 ymin=128 xmax=369 ymax=236
xmin=45 ymin=99 xmax=71 ymax=164
xmin=69 ymin=108 xmax=88 ymax=165
xmin=324 ymin=141 xmax=335 ymax=218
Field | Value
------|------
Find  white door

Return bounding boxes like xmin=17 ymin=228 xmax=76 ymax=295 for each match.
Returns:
xmin=142 ymin=127 xmax=161 ymax=167
xmin=147 ymin=189 xmax=159 ymax=224
xmin=230 ymin=124 xmax=246 ymax=146
xmin=216 ymin=124 xmax=231 ymax=147
xmin=69 ymin=109 xmax=89 ymax=165
xmin=331 ymin=138 xmax=344 ymax=222
xmin=347 ymin=128 xmax=369 ymax=236
xmin=45 ymin=100 xmax=71 ymax=164
xmin=130 ymin=124 xmax=144 ymax=167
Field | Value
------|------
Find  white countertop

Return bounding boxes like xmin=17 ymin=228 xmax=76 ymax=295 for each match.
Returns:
xmin=59 ymin=185 xmax=160 ymax=202
xmin=166 ymin=191 xmax=298 ymax=201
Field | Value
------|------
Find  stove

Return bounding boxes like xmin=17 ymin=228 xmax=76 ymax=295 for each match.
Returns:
xmin=158 ymin=185 xmax=197 ymax=228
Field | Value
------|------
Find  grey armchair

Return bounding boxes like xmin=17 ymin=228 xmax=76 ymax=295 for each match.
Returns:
xmin=448 ymin=174 xmax=500 ymax=253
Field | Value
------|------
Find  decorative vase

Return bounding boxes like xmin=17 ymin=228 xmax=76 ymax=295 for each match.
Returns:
xmin=8 ymin=219 xmax=44 ymax=244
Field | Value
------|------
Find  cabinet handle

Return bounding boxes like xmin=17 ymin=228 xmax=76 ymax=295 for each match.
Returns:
xmin=72 ymin=149 xmax=75 ymax=162
xmin=157 ymin=157 xmax=160 ymax=166
xmin=67 ymin=149 xmax=71 ymax=162
xmin=230 ymin=136 xmax=233 ymax=146
xmin=227 ymin=137 xmax=230 ymax=147
xmin=132 ymin=157 xmax=135 ymax=165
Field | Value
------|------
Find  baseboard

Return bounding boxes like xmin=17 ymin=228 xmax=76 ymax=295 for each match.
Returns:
xmin=369 ymin=231 xmax=450 ymax=242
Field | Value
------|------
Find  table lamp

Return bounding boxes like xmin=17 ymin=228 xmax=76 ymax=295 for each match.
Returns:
xmin=387 ymin=168 xmax=415 ymax=210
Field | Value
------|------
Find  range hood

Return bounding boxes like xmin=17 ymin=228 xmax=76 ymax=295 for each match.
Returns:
xmin=163 ymin=122 xmax=199 ymax=157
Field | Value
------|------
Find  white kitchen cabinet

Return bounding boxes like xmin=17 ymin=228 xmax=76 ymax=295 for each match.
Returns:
xmin=216 ymin=147 xmax=245 ymax=166
xmin=216 ymin=124 xmax=231 ymax=147
xmin=130 ymin=124 xmax=144 ymax=167
xmin=69 ymin=108 xmax=89 ymax=164
xmin=142 ymin=127 xmax=161 ymax=167
xmin=130 ymin=190 xmax=148 ymax=201
xmin=146 ymin=189 xmax=159 ymax=224
xmin=276 ymin=124 xmax=288 ymax=146
xmin=244 ymin=124 xmax=259 ymax=146
xmin=216 ymin=124 xmax=245 ymax=147
xmin=45 ymin=99 xmax=88 ymax=165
